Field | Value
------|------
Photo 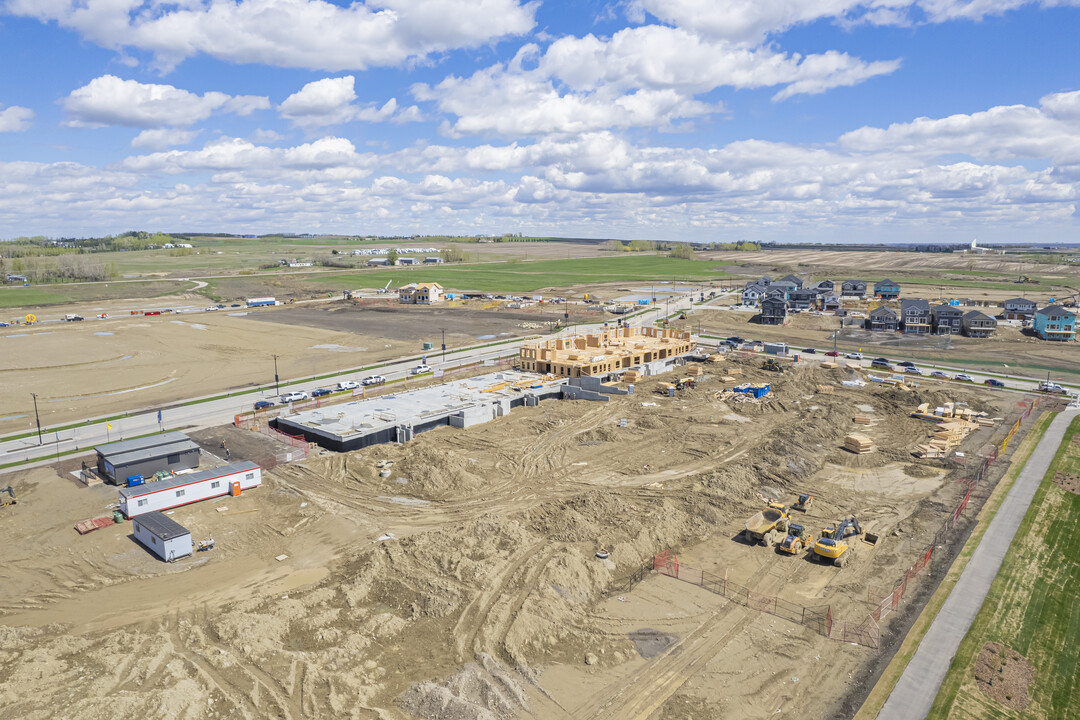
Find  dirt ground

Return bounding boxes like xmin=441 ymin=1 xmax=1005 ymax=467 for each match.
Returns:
xmin=0 ymin=301 xmax=563 ymax=436
xmin=0 ymin=354 xmax=1023 ymax=719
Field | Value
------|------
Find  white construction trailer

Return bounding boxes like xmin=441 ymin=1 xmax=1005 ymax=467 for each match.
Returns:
xmin=119 ymin=461 xmax=262 ymax=518
xmin=132 ymin=511 xmax=192 ymax=562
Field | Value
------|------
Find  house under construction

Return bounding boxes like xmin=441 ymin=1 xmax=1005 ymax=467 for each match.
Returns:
xmin=519 ymin=327 xmax=694 ymax=378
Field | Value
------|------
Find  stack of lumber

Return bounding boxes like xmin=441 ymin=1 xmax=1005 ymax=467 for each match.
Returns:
xmin=852 ymin=415 xmax=875 ymax=425
xmin=727 ymin=367 xmax=743 ymax=376
xmin=707 ymin=354 xmax=724 ymax=363
xmin=976 ymin=417 xmax=996 ymax=427
xmin=816 ymin=384 xmax=834 ymax=394
xmin=622 ymin=370 xmax=642 ymax=383
xmin=844 ymin=434 xmax=874 ymax=454
xmin=720 ymin=375 xmax=737 ymax=383
xmin=686 ymin=366 xmax=703 ymax=377
xmin=820 ymin=361 xmax=839 ymax=369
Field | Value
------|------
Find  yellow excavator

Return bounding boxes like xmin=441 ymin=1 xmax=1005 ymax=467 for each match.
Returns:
xmin=813 ymin=517 xmax=875 ymax=566
xmin=1 ymin=486 xmax=16 ymax=508
xmin=743 ymin=502 xmax=791 ymax=547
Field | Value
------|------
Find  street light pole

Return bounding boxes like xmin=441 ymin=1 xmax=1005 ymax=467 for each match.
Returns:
xmin=273 ymin=354 xmax=280 ymax=394
xmin=441 ymin=327 xmax=446 ymax=363
xmin=31 ymin=392 xmax=43 ymax=445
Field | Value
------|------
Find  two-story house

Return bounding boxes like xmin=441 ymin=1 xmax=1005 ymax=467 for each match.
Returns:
xmin=841 ymin=280 xmax=867 ymax=298
xmin=808 ymin=279 xmax=834 ymax=294
xmin=866 ymin=306 xmax=899 ymax=332
xmin=931 ymin=305 xmax=964 ymax=335
xmin=742 ymin=282 xmax=767 ymax=306
xmin=760 ymin=296 xmax=787 ymax=325
xmin=398 ymin=282 xmax=445 ymax=304
xmin=962 ymin=310 xmax=997 ymax=338
xmin=777 ymin=274 xmax=804 ymax=289
xmin=1001 ymin=297 xmax=1037 ymax=321
xmin=1033 ymin=306 xmax=1076 ymax=341
xmin=874 ymin=279 xmax=901 ymax=299
xmin=787 ymin=289 xmax=818 ymax=310
xmin=901 ymin=298 xmax=932 ymax=334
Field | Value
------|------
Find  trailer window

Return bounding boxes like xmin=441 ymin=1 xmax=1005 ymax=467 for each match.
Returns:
xmin=176 ymin=489 xmax=185 ymax=497
xmin=246 ymin=473 xmax=255 ymax=480
xmin=211 ymin=481 xmax=220 ymax=489
xmin=152 ymin=537 xmax=157 ymax=544
xmin=137 ymin=499 xmax=148 ymax=507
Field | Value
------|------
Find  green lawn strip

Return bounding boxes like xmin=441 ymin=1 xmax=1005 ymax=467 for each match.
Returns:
xmin=854 ymin=411 xmax=1054 ymax=720
xmin=304 ymin=255 xmax=733 ymax=293
xmin=0 ymin=427 xmax=191 ymax=471
xmin=926 ymin=415 xmax=1080 ymax=719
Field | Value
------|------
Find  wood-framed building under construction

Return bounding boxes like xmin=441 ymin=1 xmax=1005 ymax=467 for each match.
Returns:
xmin=518 ymin=327 xmax=694 ymax=378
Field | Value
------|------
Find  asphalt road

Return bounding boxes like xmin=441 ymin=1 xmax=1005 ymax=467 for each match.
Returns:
xmin=876 ymin=407 xmax=1078 ymax=720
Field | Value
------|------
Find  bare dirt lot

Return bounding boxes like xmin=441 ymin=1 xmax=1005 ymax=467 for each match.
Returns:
xmin=0 ymin=356 xmax=1026 ymax=719
xmin=0 ymin=301 xmax=574 ymax=436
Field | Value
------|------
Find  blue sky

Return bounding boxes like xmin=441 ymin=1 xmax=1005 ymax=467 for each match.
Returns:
xmin=1 ymin=0 xmax=1078 ymax=243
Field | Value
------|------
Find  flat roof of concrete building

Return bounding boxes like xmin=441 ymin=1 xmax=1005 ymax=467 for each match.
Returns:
xmin=105 ymin=440 xmax=201 ymax=469
xmin=277 ymin=370 xmax=564 ymax=443
xmin=95 ymin=431 xmax=191 ymax=458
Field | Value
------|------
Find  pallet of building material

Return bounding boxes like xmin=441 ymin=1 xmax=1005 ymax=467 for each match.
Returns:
xmin=686 ymin=366 xmax=703 ymax=376
xmin=913 ymin=444 xmax=946 ymax=458
xmin=976 ymin=418 xmax=996 ymax=427
xmin=820 ymin=361 xmax=839 ymax=369
xmin=852 ymin=415 xmax=875 ymax=425
xmin=844 ymin=434 xmax=874 ymax=454
xmin=622 ymin=370 xmax=642 ymax=383
xmin=720 ymin=375 xmax=737 ymax=383
xmin=816 ymin=384 xmax=834 ymax=394
xmin=726 ymin=367 xmax=743 ymax=376
xmin=75 ymin=516 xmax=115 ymax=535
xmin=707 ymin=354 xmax=724 ymax=363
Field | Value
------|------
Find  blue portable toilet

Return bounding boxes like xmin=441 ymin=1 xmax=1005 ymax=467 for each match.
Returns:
xmin=126 ymin=474 xmax=145 ymax=487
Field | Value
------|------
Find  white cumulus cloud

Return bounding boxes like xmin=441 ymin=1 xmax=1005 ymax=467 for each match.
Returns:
xmin=279 ymin=76 xmax=422 ymax=126
xmin=6 ymin=0 xmax=538 ymax=72
xmin=63 ymin=75 xmax=269 ymax=128
xmin=0 ymin=104 xmax=34 ymax=132
xmin=131 ymin=128 xmax=200 ymax=150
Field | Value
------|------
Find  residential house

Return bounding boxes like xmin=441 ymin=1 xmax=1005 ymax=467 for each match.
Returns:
xmin=1032 ymin=306 xmax=1076 ymax=341
xmin=819 ymin=293 xmax=841 ymax=312
xmin=901 ymin=299 xmax=932 ymax=334
xmin=777 ymin=274 xmax=804 ymax=289
xmin=931 ymin=305 xmax=964 ymax=334
xmin=874 ymin=279 xmax=901 ymax=299
xmin=841 ymin=280 xmax=867 ymax=298
xmin=866 ymin=306 xmax=899 ymax=332
xmin=788 ymin=289 xmax=818 ymax=311
xmin=756 ymin=276 xmax=772 ymax=286
xmin=808 ymin=279 xmax=834 ymax=294
xmin=768 ymin=280 xmax=799 ymax=299
xmin=399 ymin=282 xmax=445 ymax=304
xmin=1001 ymin=297 xmax=1037 ymax=321
xmin=962 ymin=310 xmax=997 ymax=338
xmin=742 ymin=282 xmax=767 ymax=306
xmin=759 ymin=296 xmax=787 ymax=325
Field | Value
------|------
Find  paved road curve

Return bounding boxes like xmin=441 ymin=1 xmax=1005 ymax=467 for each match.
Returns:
xmin=876 ymin=407 xmax=1078 ymax=720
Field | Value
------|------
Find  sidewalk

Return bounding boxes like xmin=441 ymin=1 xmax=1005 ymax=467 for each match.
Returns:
xmin=876 ymin=408 xmax=1077 ymax=720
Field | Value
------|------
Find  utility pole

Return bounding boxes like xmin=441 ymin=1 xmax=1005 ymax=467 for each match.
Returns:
xmin=441 ymin=327 xmax=446 ymax=363
xmin=31 ymin=392 xmax=42 ymax=445
xmin=273 ymin=354 xmax=280 ymax=394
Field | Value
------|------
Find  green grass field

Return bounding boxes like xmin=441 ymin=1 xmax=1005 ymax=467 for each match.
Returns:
xmin=0 ymin=279 xmax=200 ymax=310
xmin=307 ymin=255 xmax=733 ymax=293
xmin=927 ymin=415 xmax=1080 ymax=719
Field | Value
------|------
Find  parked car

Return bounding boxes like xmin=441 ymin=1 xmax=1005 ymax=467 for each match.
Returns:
xmin=954 ymin=373 xmax=976 ymax=382
xmin=204 ymin=306 xmax=219 ymax=311
xmin=802 ymin=348 xmax=817 ymax=354
xmin=825 ymin=350 xmax=840 ymax=357
xmin=845 ymin=352 xmax=863 ymax=360
xmin=930 ymin=370 xmax=949 ymax=379
xmin=905 ymin=366 xmax=923 ymax=375
xmin=411 ymin=364 xmax=432 ymax=375
xmin=281 ymin=391 xmax=309 ymax=402
xmin=870 ymin=359 xmax=892 ymax=370
xmin=984 ymin=378 xmax=1006 ymax=388
xmin=896 ymin=361 xmax=915 ymax=368
xmin=872 ymin=357 xmax=890 ymax=365
xmin=726 ymin=336 xmax=744 ymax=344
xmin=254 ymin=399 xmax=275 ymax=410
xmin=362 ymin=375 xmax=386 ymax=386
xmin=336 ymin=380 xmax=360 ymax=390
xmin=311 ymin=388 xmax=331 ymax=397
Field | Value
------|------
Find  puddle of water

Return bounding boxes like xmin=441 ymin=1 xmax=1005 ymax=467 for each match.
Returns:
xmin=310 ymin=344 xmax=368 ymax=352
xmin=7 ymin=333 xmax=28 ymax=337
xmin=376 ymin=496 xmax=431 ymax=507
xmin=227 ymin=312 xmax=248 ymax=317
xmin=0 ymin=414 xmax=28 ymax=421
xmin=476 ymin=334 xmax=497 ymax=340
xmin=94 ymin=332 xmax=114 ymax=336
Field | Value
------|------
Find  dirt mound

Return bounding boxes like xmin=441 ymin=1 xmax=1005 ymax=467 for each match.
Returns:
xmin=576 ymin=425 xmax=621 ymax=443
xmin=392 ymin=445 xmax=487 ymax=496
xmin=401 ymin=654 xmax=528 ymax=720
xmin=903 ymin=464 xmax=941 ymax=479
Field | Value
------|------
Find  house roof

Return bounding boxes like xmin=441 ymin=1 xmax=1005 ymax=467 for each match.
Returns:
xmin=762 ymin=296 xmax=787 ymax=307
xmin=869 ymin=306 xmax=897 ymax=318
xmin=743 ymin=283 xmax=765 ymax=294
xmin=1003 ymin=297 xmax=1035 ymax=306
xmin=1036 ymin=305 xmax=1075 ymax=318
xmin=778 ymin=274 xmax=802 ymax=284
xmin=842 ymin=279 xmax=865 ymax=287
xmin=874 ymin=278 xmax=898 ymax=286
xmin=963 ymin=310 xmax=994 ymax=321
xmin=931 ymin=304 xmax=963 ymax=315
xmin=902 ymin=298 xmax=930 ymax=311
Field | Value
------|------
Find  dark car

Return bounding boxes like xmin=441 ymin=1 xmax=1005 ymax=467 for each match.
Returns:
xmin=984 ymin=378 xmax=1006 ymax=388
xmin=254 ymin=399 xmax=275 ymax=409
xmin=896 ymin=361 xmax=915 ymax=368
xmin=311 ymin=388 xmax=331 ymax=397
xmin=802 ymin=348 xmax=817 ymax=354
xmin=726 ymin=336 xmax=744 ymax=344
xmin=873 ymin=357 xmax=890 ymax=364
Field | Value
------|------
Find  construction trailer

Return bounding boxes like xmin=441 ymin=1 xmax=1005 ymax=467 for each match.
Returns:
xmin=132 ymin=511 xmax=193 ymax=562
xmin=95 ymin=432 xmax=201 ymax=484
xmin=119 ymin=461 xmax=262 ymax=518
